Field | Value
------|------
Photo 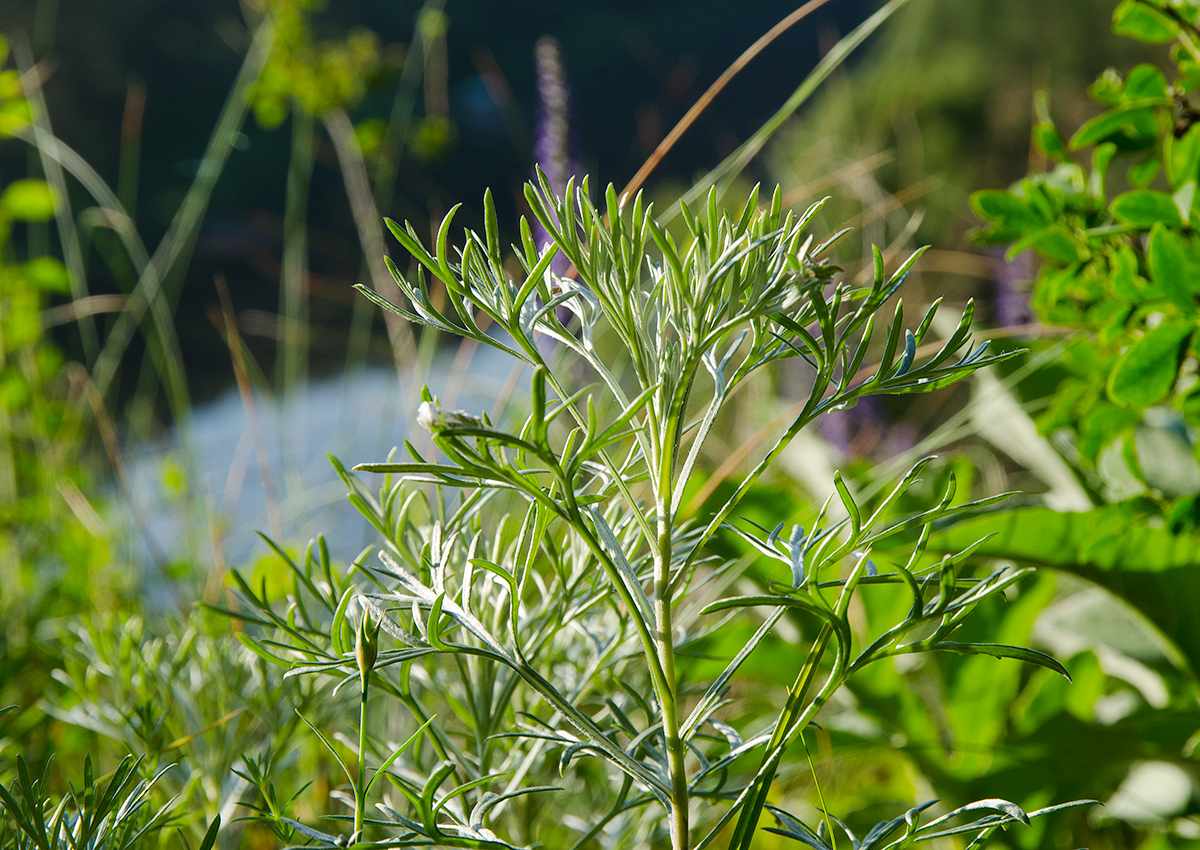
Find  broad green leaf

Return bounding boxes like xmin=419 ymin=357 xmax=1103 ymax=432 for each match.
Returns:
xmin=0 ymin=179 xmax=55 ymax=221
xmin=1077 ymin=400 xmax=1141 ymax=461
xmin=1148 ymin=222 xmax=1200 ymax=314
xmin=928 ymin=507 xmax=1200 ymax=673
xmin=1135 ymin=420 xmax=1200 ymax=497
xmin=1107 ymin=321 xmax=1194 ymax=407
xmin=1110 ymin=189 xmax=1182 ymax=228
xmin=1112 ymin=0 xmax=1179 ymax=43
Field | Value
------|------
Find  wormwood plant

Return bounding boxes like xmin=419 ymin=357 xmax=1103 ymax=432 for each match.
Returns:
xmin=0 ymin=713 xmax=219 ymax=850
xmin=227 ymin=176 xmax=1084 ymax=849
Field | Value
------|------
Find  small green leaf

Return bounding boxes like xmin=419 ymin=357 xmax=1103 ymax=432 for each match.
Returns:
xmin=1129 ymin=156 xmax=1162 ymax=187
xmin=1110 ymin=245 xmax=1144 ymax=301
xmin=22 ymin=257 xmax=70 ymax=293
xmin=198 ymin=814 xmax=221 ymax=850
xmin=367 ymin=717 xmax=437 ymax=795
xmin=1148 ymin=223 xmax=1200 ymax=314
xmin=970 ymin=190 xmax=1046 ymax=231
xmin=931 ymin=642 xmax=1071 ymax=679
xmin=1167 ymin=124 xmax=1200 ymax=186
xmin=0 ymin=99 xmax=32 ymax=136
xmin=1013 ymin=226 xmax=1081 ymax=263
xmin=1112 ymin=0 xmax=1179 ymax=43
xmin=1033 ymin=122 xmax=1070 ymax=163
xmin=234 ymin=632 xmax=289 ymax=667
xmin=1124 ymin=63 xmax=1169 ymax=99
xmin=1110 ymin=189 xmax=1182 ymax=228
xmin=1071 ymin=105 xmax=1160 ymax=149
xmin=1175 ymin=181 xmax=1198 ymax=222
xmin=1108 ymin=322 xmax=1194 ymax=407
xmin=0 ymin=180 xmax=55 ymax=221
xmin=280 ymin=818 xmax=342 ymax=845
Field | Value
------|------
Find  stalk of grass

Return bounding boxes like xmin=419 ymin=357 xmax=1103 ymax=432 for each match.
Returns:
xmin=13 ymin=36 xmax=98 ymax=363
xmin=10 ymin=20 xmax=274 ymax=444
xmin=339 ymin=0 xmax=441 ymax=380
xmin=620 ymin=0 xmax=840 ymax=199
xmin=215 ymin=275 xmax=283 ymax=541
xmin=86 ymin=18 xmax=276 ymax=417
xmin=117 ymin=80 xmax=144 ymax=223
xmin=325 ymin=107 xmax=418 ymax=375
xmin=665 ymin=0 xmax=916 ymax=222
xmin=279 ymin=107 xmax=315 ymax=395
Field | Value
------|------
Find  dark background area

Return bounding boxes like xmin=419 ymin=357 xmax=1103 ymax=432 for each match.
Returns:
xmin=1 ymin=0 xmax=872 ymax=403
xmin=2 ymin=0 xmax=1148 ymax=410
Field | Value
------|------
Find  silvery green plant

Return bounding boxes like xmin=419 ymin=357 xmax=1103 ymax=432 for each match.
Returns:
xmin=38 ymin=611 xmax=334 ymax=850
xmin=227 ymin=174 xmax=1085 ymax=849
xmin=0 ymin=708 xmax=220 ymax=850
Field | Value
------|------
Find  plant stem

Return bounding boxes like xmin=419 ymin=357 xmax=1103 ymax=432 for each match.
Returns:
xmin=356 ymin=674 xmax=369 ymax=842
xmin=729 ymin=625 xmax=834 ymax=850
xmin=657 ymin=419 xmax=688 ymax=850
xmin=657 ymin=512 xmax=688 ymax=850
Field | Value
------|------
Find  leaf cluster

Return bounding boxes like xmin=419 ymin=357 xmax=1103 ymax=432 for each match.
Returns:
xmin=0 ymin=740 xmax=218 ymax=850
xmin=971 ymin=0 xmax=1200 ymax=525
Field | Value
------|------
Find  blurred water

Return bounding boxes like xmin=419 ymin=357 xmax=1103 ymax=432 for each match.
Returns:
xmin=123 ymin=346 xmax=522 ymax=575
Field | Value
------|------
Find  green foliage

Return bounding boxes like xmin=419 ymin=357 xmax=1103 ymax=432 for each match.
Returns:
xmin=0 ymin=751 xmax=214 ymax=850
xmin=2 ymin=3 xmax=1168 ymax=847
xmin=0 ymin=36 xmax=117 ymax=782
xmin=249 ymin=0 xmax=390 ymax=127
xmin=972 ymin=0 xmax=1200 ymax=527
xmin=0 ymin=181 xmax=56 ymax=223
xmin=223 ymin=176 xmax=1077 ymax=849
xmin=931 ymin=506 xmax=1200 ymax=672
xmin=916 ymin=4 xmax=1200 ymax=844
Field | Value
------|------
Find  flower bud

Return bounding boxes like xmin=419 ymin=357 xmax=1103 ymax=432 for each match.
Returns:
xmin=417 ymin=400 xmax=485 ymax=434
xmin=355 ymin=608 xmax=381 ymax=682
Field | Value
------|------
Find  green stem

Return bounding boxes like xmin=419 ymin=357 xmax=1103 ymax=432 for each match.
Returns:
xmin=656 ymin=415 xmax=688 ymax=850
xmin=356 ymin=673 xmax=369 ymax=843
xmin=729 ymin=625 xmax=834 ymax=850
xmin=657 ymin=512 xmax=688 ymax=850
xmin=680 ymin=371 xmax=829 ymax=579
